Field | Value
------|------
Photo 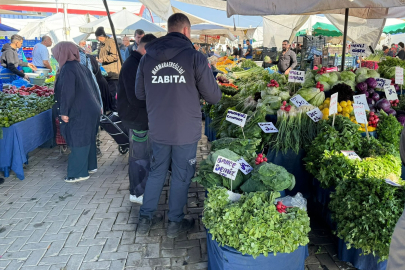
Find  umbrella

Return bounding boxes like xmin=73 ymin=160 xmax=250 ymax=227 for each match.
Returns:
xmin=0 ymin=23 xmax=19 ymax=36
xmin=191 ymin=24 xmax=235 ymax=41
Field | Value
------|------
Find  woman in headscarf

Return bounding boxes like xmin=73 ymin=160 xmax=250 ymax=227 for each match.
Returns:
xmin=52 ymin=42 xmax=102 ymax=183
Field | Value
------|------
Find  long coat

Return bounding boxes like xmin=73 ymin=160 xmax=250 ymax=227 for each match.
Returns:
xmin=54 ymin=61 xmax=101 ymax=147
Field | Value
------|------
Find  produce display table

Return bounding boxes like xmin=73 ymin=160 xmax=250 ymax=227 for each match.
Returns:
xmin=0 ymin=109 xmax=53 ymax=180
xmin=207 ymin=232 xmax=308 ymax=270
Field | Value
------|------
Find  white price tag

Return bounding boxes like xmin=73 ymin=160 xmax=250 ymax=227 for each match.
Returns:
xmin=226 ymin=109 xmax=247 ymax=127
xmin=306 ymin=108 xmax=323 ymax=122
xmin=385 ymin=179 xmax=402 ymax=187
xmin=395 ymin=67 xmax=403 ymax=85
xmin=353 ymin=104 xmax=367 ymax=124
xmin=353 ymin=94 xmax=370 ymax=111
xmin=288 ymin=70 xmax=305 ymax=83
xmin=258 ymin=122 xmax=279 ymax=133
xmin=376 ymin=78 xmax=392 ymax=89
xmin=213 ymin=156 xmax=240 ymax=181
xmin=290 ymin=94 xmax=310 ymax=108
xmin=237 ymin=157 xmax=253 ymax=175
xmin=350 ymin=43 xmax=366 ymax=56
xmin=341 ymin=150 xmax=361 ymax=160
xmin=329 ymin=93 xmax=338 ymax=115
xmin=385 ymin=85 xmax=399 ymax=101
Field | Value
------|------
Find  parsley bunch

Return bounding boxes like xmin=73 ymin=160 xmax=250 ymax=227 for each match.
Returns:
xmin=377 ymin=111 xmax=403 ymax=149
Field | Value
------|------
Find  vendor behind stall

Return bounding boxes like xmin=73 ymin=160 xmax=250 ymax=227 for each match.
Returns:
xmin=32 ymin=36 xmax=53 ymax=73
xmin=268 ymin=40 xmax=297 ymax=75
xmin=1 ymin=34 xmax=37 ymax=80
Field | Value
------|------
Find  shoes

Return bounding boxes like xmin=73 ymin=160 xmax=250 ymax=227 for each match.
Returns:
xmin=130 ymin=194 xmax=143 ymax=205
xmin=137 ymin=214 xmax=163 ymax=236
xmin=64 ymin=176 xmax=90 ymax=183
xmin=167 ymin=217 xmax=195 ymax=239
xmin=89 ymin=169 xmax=97 ymax=174
xmin=0 ymin=178 xmax=4 ymax=185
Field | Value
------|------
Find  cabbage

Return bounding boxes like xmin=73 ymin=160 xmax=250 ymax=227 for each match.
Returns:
xmin=328 ymin=72 xmax=338 ymax=84
xmin=265 ymin=106 xmax=276 ymax=115
xmin=340 ymin=71 xmax=356 ymax=82
xmin=367 ymin=69 xmax=380 ymax=78
xmin=278 ymin=91 xmax=291 ymax=101
xmin=264 ymin=56 xmax=271 ymax=63
xmin=305 ymin=71 xmax=315 ymax=80
xmin=261 ymin=96 xmax=282 ymax=110
xmin=355 ymin=67 xmax=369 ymax=76
xmin=365 ymin=77 xmax=377 ymax=89
xmin=268 ymin=87 xmax=280 ymax=95
xmin=309 ymin=91 xmax=325 ymax=107
xmin=303 ymin=78 xmax=316 ymax=88
xmin=321 ymin=81 xmax=331 ymax=91
xmin=356 ymin=82 xmax=368 ymax=92
xmin=356 ymin=74 xmax=370 ymax=83
xmin=296 ymin=87 xmax=320 ymax=101
xmin=315 ymin=73 xmax=330 ymax=83
xmin=397 ymin=115 xmax=405 ymax=126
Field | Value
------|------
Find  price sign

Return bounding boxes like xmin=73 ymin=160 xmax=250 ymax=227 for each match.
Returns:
xmin=288 ymin=70 xmax=305 ymax=83
xmin=350 ymin=43 xmax=366 ymax=56
xmin=353 ymin=94 xmax=370 ymax=111
xmin=341 ymin=150 xmax=361 ymax=160
xmin=395 ymin=67 xmax=403 ymax=85
xmin=385 ymin=179 xmax=402 ymax=187
xmin=353 ymin=104 xmax=367 ymax=124
xmin=226 ymin=109 xmax=247 ymax=127
xmin=237 ymin=157 xmax=253 ymax=175
xmin=384 ymin=85 xmax=399 ymax=101
xmin=306 ymin=108 xmax=323 ymax=122
xmin=290 ymin=94 xmax=310 ymax=108
xmin=213 ymin=156 xmax=240 ymax=181
xmin=376 ymin=78 xmax=392 ymax=89
xmin=258 ymin=122 xmax=279 ymax=133
xmin=329 ymin=93 xmax=338 ymax=115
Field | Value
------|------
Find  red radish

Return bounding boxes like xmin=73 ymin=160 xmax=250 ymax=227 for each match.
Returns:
xmin=258 ymin=154 xmax=263 ymax=158
xmin=263 ymin=158 xmax=268 ymax=162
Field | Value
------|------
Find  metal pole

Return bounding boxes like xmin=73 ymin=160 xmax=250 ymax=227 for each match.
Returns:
xmin=341 ymin=8 xmax=349 ymax=72
xmin=101 ymin=0 xmax=123 ymax=66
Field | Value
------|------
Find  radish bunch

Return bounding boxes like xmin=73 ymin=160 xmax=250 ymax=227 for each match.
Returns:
xmin=255 ymin=153 xmax=268 ymax=165
xmin=280 ymin=100 xmax=291 ymax=112
xmin=390 ymin=99 xmax=400 ymax=107
xmin=276 ymin=201 xmax=287 ymax=214
xmin=267 ymin=79 xmax=280 ymax=88
xmin=368 ymin=112 xmax=379 ymax=128
xmin=316 ymin=81 xmax=324 ymax=92
xmin=317 ymin=66 xmax=327 ymax=75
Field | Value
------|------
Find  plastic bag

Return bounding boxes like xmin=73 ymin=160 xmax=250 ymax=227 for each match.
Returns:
xmin=275 ymin=192 xmax=307 ymax=211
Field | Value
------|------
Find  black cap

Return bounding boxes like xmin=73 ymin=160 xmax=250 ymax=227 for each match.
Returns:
xmin=95 ymin=27 xmax=107 ymax=37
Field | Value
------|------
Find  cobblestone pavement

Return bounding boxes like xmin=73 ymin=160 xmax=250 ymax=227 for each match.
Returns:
xmin=0 ymin=126 xmax=356 ymax=270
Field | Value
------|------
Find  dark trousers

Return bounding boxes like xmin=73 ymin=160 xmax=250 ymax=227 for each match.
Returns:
xmin=129 ymin=130 xmax=151 ymax=197
xmin=67 ymin=143 xmax=97 ymax=178
xmin=387 ymin=207 xmax=405 ymax=269
xmin=140 ymin=141 xmax=198 ymax=222
xmin=106 ymin=79 xmax=118 ymax=112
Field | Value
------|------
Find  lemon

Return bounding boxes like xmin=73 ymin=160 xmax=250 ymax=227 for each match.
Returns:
xmin=338 ymin=106 xmax=342 ymax=112
xmin=343 ymin=113 xmax=350 ymax=118
xmin=342 ymin=107 xmax=349 ymax=114
xmin=347 ymin=100 xmax=352 ymax=106
xmin=340 ymin=101 xmax=347 ymax=108
xmin=347 ymin=106 xmax=353 ymax=113
xmin=324 ymin=100 xmax=330 ymax=106
xmin=319 ymin=105 xmax=324 ymax=110
xmin=323 ymin=108 xmax=329 ymax=116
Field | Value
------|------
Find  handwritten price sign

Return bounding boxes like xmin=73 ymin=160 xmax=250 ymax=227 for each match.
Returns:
xmin=376 ymin=78 xmax=392 ymax=89
xmin=353 ymin=104 xmax=367 ymax=124
xmin=395 ymin=67 xmax=403 ymax=85
xmin=329 ymin=93 xmax=338 ymax=115
xmin=290 ymin=94 xmax=310 ymax=108
xmin=258 ymin=122 xmax=279 ymax=133
xmin=226 ymin=109 xmax=247 ymax=127
xmin=288 ymin=70 xmax=305 ymax=83
xmin=237 ymin=157 xmax=253 ymax=175
xmin=350 ymin=43 xmax=366 ymax=56
xmin=306 ymin=108 xmax=323 ymax=122
xmin=213 ymin=156 xmax=240 ymax=181
xmin=353 ymin=94 xmax=370 ymax=111
xmin=385 ymin=85 xmax=399 ymax=101
xmin=341 ymin=150 xmax=362 ymax=160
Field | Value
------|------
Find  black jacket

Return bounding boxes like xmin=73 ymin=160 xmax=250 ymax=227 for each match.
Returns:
xmin=0 ymin=43 xmax=28 ymax=77
xmin=238 ymin=47 xmax=243 ymax=58
xmin=117 ymin=50 xmax=148 ymax=130
xmin=135 ymin=32 xmax=221 ymax=145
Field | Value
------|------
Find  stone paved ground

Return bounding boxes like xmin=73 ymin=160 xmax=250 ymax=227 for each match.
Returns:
xmin=0 ymin=125 xmax=356 ymax=270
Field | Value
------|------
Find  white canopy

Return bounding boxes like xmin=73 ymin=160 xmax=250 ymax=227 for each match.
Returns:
xmin=79 ymin=9 xmax=165 ymax=36
xmin=191 ymin=24 xmax=235 ymax=40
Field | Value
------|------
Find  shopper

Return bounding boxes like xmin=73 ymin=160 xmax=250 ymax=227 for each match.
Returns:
xmin=95 ymin=26 xmax=121 ymax=112
xmin=383 ymin=45 xmax=394 ymax=57
xmin=122 ymin=36 xmax=130 ymax=62
xmin=1 ymin=34 xmax=37 ymax=80
xmin=117 ymin=34 xmax=157 ymax=205
xmin=238 ymin=44 xmax=243 ymax=59
xmin=32 ymin=36 xmax=53 ymax=73
xmin=397 ymin=42 xmax=405 ymax=60
xmin=269 ymin=40 xmax=297 ymax=75
xmin=244 ymin=40 xmax=253 ymax=59
xmin=124 ymin=29 xmax=145 ymax=61
xmin=226 ymin=45 xmax=232 ymax=56
xmin=88 ymin=54 xmax=113 ymax=114
xmin=135 ymin=13 xmax=222 ymax=238
xmin=79 ymin=40 xmax=92 ymax=54
xmin=52 ymin=42 xmax=102 ymax=183
xmin=232 ymin=46 xmax=238 ymax=58
xmin=387 ymin=127 xmax=405 ymax=270
xmin=391 ymin=43 xmax=398 ymax=56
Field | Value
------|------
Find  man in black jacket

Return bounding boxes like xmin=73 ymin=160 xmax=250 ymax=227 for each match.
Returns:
xmin=135 ymin=13 xmax=222 ymax=238
xmin=117 ymin=34 xmax=157 ymax=205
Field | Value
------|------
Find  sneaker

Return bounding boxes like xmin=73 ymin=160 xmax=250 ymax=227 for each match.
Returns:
xmin=130 ymin=194 xmax=143 ymax=204
xmin=167 ymin=217 xmax=195 ymax=239
xmin=137 ymin=214 xmax=163 ymax=236
xmin=64 ymin=176 xmax=90 ymax=183
xmin=89 ymin=169 xmax=97 ymax=174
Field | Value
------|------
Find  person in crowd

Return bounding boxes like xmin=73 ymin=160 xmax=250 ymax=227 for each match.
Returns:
xmin=79 ymin=40 xmax=92 ymax=54
xmin=397 ymin=42 xmax=405 ymax=60
xmin=52 ymin=42 xmax=102 ymax=183
xmin=124 ymin=29 xmax=145 ymax=61
xmin=95 ymin=26 xmax=121 ymax=112
xmin=226 ymin=45 xmax=232 ymax=56
xmin=268 ymin=40 xmax=297 ymax=75
xmin=232 ymin=46 xmax=239 ymax=58
xmin=295 ymin=44 xmax=302 ymax=55
xmin=194 ymin=43 xmax=200 ymax=51
xmin=391 ymin=43 xmax=398 ymax=56
xmin=244 ymin=40 xmax=253 ymax=59
xmin=32 ymin=35 xmax=53 ymax=73
xmin=383 ymin=45 xmax=394 ymax=57
xmin=1 ymin=34 xmax=37 ymax=80
xmin=387 ymin=126 xmax=405 ymax=269
xmin=121 ymin=36 xmax=130 ymax=62
xmin=238 ymin=44 xmax=244 ymax=59
xmin=123 ymin=36 xmax=130 ymax=48
xmin=135 ymin=13 xmax=222 ymax=238
xmin=117 ymin=34 xmax=157 ymax=205
xmin=208 ymin=56 xmax=224 ymax=75
xmin=117 ymin=38 xmax=126 ymax=61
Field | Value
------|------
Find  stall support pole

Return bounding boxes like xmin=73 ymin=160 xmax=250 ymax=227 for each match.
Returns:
xmin=102 ymin=0 xmax=123 ymax=66
xmin=341 ymin=8 xmax=349 ymax=72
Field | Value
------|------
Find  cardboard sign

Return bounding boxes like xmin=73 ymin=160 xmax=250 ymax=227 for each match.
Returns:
xmin=290 ymin=94 xmax=310 ymax=108
xmin=376 ymin=78 xmax=391 ymax=89
xmin=258 ymin=122 xmax=279 ymax=133
xmin=341 ymin=150 xmax=361 ymax=160
xmin=395 ymin=66 xmax=403 ymax=85
xmin=353 ymin=104 xmax=367 ymax=124
xmin=213 ymin=156 xmax=240 ymax=181
xmin=237 ymin=157 xmax=253 ymax=175
xmin=306 ymin=108 xmax=323 ymax=122
xmin=384 ymin=85 xmax=399 ymax=101
xmin=329 ymin=93 xmax=338 ymax=115
xmin=226 ymin=109 xmax=247 ymax=127
xmin=350 ymin=43 xmax=366 ymax=56
xmin=385 ymin=179 xmax=402 ymax=187
xmin=353 ymin=94 xmax=370 ymax=111
xmin=288 ymin=70 xmax=305 ymax=83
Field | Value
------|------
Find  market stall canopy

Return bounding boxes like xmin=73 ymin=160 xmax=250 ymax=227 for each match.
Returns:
xmin=80 ymin=9 xmax=164 ymax=35
xmin=0 ymin=23 xmax=18 ymax=36
xmin=296 ymin=22 xmax=342 ymax=37
xmin=0 ymin=8 xmax=42 ymax=16
xmin=383 ymin=19 xmax=405 ymax=34
xmin=191 ymin=24 xmax=235 ymax=41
